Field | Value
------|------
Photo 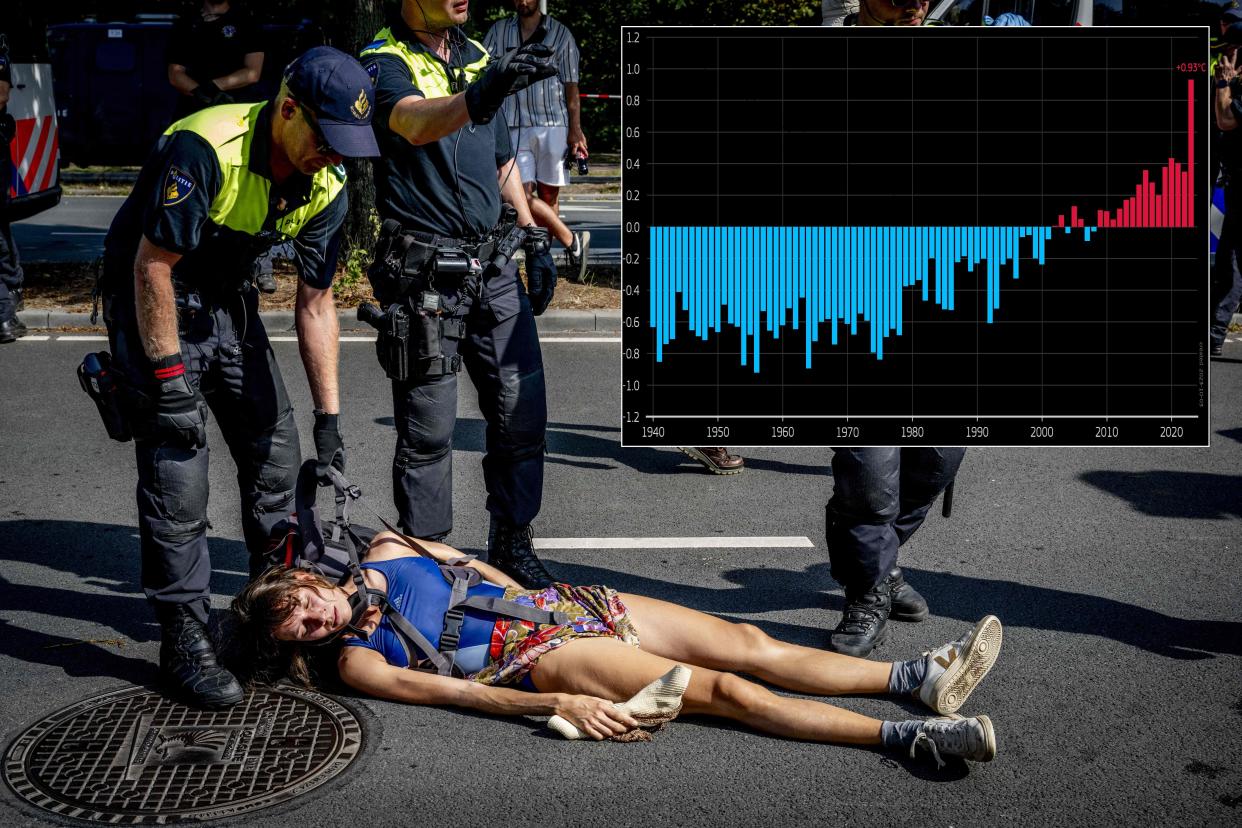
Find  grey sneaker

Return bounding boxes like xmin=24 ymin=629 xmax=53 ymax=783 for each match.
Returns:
xmin=564 ymin=230 xmax=590 ymax=283
xmin=916 ymin=615 xmax=1003 ymax=715
xmin=910 ymin=714 xmax=996 ymax=767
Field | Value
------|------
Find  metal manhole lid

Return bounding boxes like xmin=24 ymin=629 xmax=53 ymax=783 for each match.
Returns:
xmin=4 ymin=685 xmax=363 ymax=824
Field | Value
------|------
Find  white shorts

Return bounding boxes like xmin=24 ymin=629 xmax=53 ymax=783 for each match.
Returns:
xmin=511 ymin=125 xmax=569 ymax=188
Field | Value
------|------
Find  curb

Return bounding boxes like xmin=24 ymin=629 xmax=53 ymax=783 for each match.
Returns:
xmin=16 ymin=308 xmax=622 ymax=334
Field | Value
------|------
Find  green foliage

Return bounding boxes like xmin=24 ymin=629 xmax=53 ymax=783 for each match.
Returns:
xmin=470 ymin=1 xmax=821 ymax=152
xmin=338 ymin=208 xmax=381 ymax=292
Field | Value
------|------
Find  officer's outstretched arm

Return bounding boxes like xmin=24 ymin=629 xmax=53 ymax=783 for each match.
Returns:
xmin=133 ymin=237 xmax=183 ymax=359
xmin=294 ymin=280 xmax=340 ymax=415
xmin=387 ymin=92 xmax=472 ymax=146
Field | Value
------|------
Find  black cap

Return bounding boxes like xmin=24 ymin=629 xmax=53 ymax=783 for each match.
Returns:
xmin=1224 ymin=3 xmax=1242 ymax=24
xmin=283 ymin=46 xmax=380 ymax=158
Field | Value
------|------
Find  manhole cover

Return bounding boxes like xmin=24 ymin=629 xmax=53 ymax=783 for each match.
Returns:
xmin=4 ymin=685 xmax=363 ymax=824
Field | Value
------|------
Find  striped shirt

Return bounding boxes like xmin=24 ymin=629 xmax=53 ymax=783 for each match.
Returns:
xmin=482 ymin=14 xmax=579 ymax=128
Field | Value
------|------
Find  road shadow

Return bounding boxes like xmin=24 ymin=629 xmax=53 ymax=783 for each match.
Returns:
xmin=547 ymin=558 xmax=1242 ymax=660
xmin=0 ymin=519 xmax=250 ymax=683
xmin=1080 ymin=470 xmax=1242 ymax=521
xmin=372 ymin=416 xmax=825 ymax=476
xmin=1216 ymin=427 xmax=1242 ymax=445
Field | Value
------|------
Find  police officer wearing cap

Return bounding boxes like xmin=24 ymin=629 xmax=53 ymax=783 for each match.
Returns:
xmin=358 ymin=0 xmax=560 ymax=587
xmin=0 ymin=33 xmax=25 ymax=344
xmin=1214 ymin=6 xmax=1242 ymax=357
xmin=99 ymin=46 xmax=379 ymax=707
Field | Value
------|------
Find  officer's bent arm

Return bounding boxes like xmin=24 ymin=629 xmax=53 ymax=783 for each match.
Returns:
xmin=167 ymin=64 xmax=199 ymax=97
xmin=133 ymin=237 xmax=184 ymax=359
xmin=1217 ymin=86 xmax=1239 ymax=132
xmin=0 ymin=80 xmax=9 ymax=110
xmin=498 ymin=158 xmax=538 ymax=227
xmin=213 ymin=52 xmax=264 ymax=93
xmin=295 ymin=280 xmax=340 ymax=415
xmin=388 ymin=93 xmax=472 ymax=146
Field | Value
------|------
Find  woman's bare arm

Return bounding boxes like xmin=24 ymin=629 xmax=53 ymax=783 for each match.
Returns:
xmin=338 ymin=647 xmax=639 ymax=738
xmin=366 ymin=531 xmax=524 ymax=589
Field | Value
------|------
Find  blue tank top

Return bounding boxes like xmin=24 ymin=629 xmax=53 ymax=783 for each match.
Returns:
xmin=344 ymin=557 xmax=507 ymax=674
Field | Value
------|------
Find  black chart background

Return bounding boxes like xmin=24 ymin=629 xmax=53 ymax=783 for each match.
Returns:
xmin=620 ymin=26 xmax=1210 ymax=448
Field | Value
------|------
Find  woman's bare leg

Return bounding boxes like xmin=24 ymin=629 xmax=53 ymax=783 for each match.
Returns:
xmin=620 ymin=593 xmax=895 ymax=696
xmin=530 ymin=637 xmax=884 ymax=746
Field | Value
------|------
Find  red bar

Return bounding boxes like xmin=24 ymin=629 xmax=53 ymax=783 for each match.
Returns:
xmin=1160 ymin=164 xmax=1168 ymax=227
xmin=1071 ymin=205 xmax=1079 ymax=228
xmin=1057 ymin=214 xmax=1065 ymax=228
xmin=1188 ymin=78 xmax=1195 ymax=226
xmin=1174 ymin=163 xmax=1183 ymax=227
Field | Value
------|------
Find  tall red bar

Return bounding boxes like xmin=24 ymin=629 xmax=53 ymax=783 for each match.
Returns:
xmin=1188 ymin=78 xmax=1195 ymax=228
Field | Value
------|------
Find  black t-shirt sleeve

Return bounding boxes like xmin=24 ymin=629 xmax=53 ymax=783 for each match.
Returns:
xmin=361 ymin=53 xmax=423 ymax=131
xmin=494 ymin=116 xmax=512 ymax=168
xmin=236 ymin=12 xmax=264 ymax=55
xmin=291 ymin=185 xmax=348 ymax=289
xmin=141 ymin=131 xmax=222 ymax=255
xmin=164 ymin=17 xmax=195 ymax=67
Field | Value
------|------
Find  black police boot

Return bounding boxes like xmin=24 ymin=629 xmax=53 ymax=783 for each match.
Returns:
xmin=158 ymin=605 xmax=244 ymax=709
xmin=828 ymin=580 xmax=892 ymax=657
xmin=489 ymin=522 xmax=556 ymax=589
xmin=888 ymin=566 xmax=929 ymax=622
xmin=0 ymin=316 xmax=28 ymax=344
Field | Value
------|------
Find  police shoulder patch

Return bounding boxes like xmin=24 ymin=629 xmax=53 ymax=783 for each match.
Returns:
xmin=163 ymin=166 xmax=196 ymax=207
xmin=365 ymin=61 xmax=379 ymax=85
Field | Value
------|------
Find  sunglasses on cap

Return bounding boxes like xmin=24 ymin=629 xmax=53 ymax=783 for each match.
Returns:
xmin=297 ymin=102 xmax=338 ymax=157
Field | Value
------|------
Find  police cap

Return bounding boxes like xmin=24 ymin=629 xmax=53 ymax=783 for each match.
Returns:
xmin=283 ymin=46 xmax=380 ymax=158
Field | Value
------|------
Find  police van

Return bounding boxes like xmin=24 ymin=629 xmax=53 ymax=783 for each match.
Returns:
xmin=4 ymin=40 xmax=61 ymax=223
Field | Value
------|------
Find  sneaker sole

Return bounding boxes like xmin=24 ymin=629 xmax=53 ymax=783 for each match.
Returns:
xmin=928 ymin=615 xmax=1003 ymax=715
xmin=678 ymin=446 xmax=744 ymax=475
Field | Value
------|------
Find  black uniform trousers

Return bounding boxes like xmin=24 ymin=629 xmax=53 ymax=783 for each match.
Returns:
xmin=391 ymin=265 xmax=547 ymax=539
xmin=0 ymin=156 xmax=22 ymax=323
xmin=1212 ymin=182 xmax=1242 ymax=348
xmin=106 ymin=286 xmax=301 ymax=624
xmin=826 ymin=447 xmax=966 ymax=595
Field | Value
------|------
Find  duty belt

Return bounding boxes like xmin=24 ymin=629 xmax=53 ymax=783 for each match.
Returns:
xmin=400 ymin=229 xmax=498 ymax=274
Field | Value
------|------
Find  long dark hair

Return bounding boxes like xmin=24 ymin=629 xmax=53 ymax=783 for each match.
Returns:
xmin=228 ymin=566 xmax=341 ymax=688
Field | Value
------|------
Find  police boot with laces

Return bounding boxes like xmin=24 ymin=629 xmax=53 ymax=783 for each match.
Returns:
xmin=158 ymin=605 xmax=244 ymax=709
xmin=828 ymin=579 xmax=892 ymax=657
xmin=0 ymin=316 xmax=27 ymax=343
xmin=489 ymin=522 xmax=556 ymax=589
xmin=887 ymin=566 xmax=929 ymax=622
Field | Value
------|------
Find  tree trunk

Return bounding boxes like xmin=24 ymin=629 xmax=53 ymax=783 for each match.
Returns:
xmin=337 ymin=0 xmax=387 ymax=258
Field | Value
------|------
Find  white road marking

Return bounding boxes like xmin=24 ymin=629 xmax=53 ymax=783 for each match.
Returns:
xmin=17 ymin=335 xmax=50 ymax=341
xmin=533 ymin=536 xmax=814 ymax=550
xmin=541 ymin=336 xmax=620 ymax=343
xmin=56 ymin=335 xmax=108 ymax=341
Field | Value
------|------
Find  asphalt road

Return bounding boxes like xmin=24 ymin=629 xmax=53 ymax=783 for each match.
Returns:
xmin=0 ymin=330 xmax=1239 ymax=826
xmin=11 ymin=194 xmax=621 ymax=264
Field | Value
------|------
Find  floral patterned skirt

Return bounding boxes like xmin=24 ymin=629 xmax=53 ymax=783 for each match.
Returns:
xmin=467 ymin=583 xmax=641 ymax=688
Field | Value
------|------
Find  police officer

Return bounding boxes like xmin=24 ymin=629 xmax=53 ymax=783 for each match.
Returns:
xmin=100 ymin=47 xmax=379 ymax=707
xmin=843 ymin=0 xmax=929 ymax=26
xmin=167 ymin=0 xmax=264 ymax=119
xmin=1214 ymin=14 xmax=1242 ymax=358
xmin=0 ymin=33 xmax=25 ymax=344
xmin=359 ymin=0 xmax=560 ymax=587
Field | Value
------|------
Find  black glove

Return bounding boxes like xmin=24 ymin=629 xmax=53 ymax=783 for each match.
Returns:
xmin=313 ymin=410 xmax=345 ymax=483
xmin=523 ymin=229 xmax=557 ymax=316
xmin=191 ymin=81 xmax=233 ymax=108
xmin=152 ymin=358 xmax=208 ymax=449
xmin=464 ymin=43 xmax=558 ymax=125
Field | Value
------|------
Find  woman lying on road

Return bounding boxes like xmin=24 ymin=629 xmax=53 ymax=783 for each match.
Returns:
xmin=232 ymin=531 xmax=1004 ymax=765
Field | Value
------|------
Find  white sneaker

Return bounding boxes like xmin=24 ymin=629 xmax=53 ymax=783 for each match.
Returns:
xmin=915 ymin=615 xmax=1002 ymax=715
xmin=564 ymin=230 xmax=590 ymax=282
xmin=910 ymin=714 xmax=997 ymax=767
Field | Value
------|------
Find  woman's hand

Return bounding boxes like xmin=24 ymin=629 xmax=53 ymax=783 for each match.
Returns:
xmin=553 ymin=694 xmax=641 ymax=740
